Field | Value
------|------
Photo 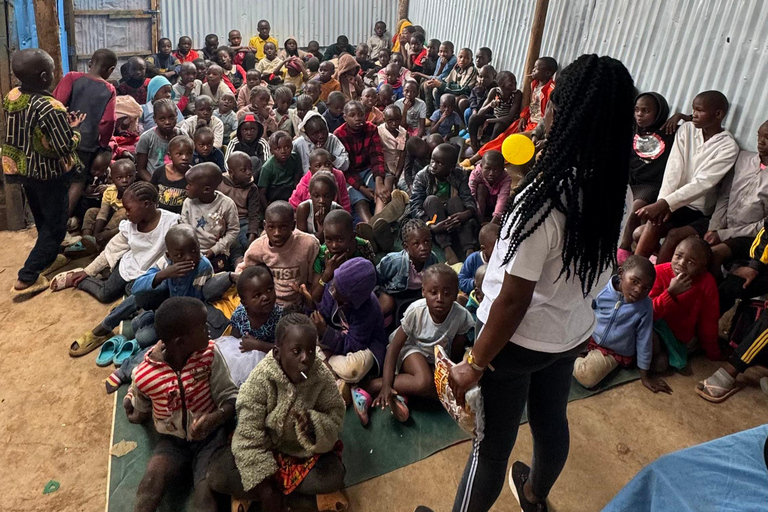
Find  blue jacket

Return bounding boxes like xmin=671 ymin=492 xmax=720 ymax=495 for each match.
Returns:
xmin=458 ymin=250 xmax=484 ymax=294
xmin=591 ymin=276 xmax=654 ymax=370
xmin=132 ymin=256 xmax=213 ymax=300
xmin=376 ymin=249 xmax=439 ymax=294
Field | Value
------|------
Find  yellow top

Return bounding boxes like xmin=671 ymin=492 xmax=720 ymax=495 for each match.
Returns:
xmin=248 ymin=35 xmax=279 ymax=60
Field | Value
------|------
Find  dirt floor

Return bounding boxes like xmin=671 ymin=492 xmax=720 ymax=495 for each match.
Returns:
xmin=1 ymin=227 xmax=766 ymax=512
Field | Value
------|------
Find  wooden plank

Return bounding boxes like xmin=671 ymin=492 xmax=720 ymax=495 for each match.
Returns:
xmin=76 ymin=51 xmax=152 ymax=60
xmin=398 ymin=0 xmax=409 ymax=21
xmin=521 ymin=0 xmax=550 ymax=108
xmin=73 ymin=9 xmax=148 ymax=16
xmin=150 ymin=0 xmax=159 ymax=54
xmin=63 ymin=0 xmax=77 ymax=70
xmin=33 ymin=0 xmax=63 ymax=82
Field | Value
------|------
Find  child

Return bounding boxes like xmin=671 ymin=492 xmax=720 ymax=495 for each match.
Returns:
xmin=293 ymin=112 xmax=350 ymax=174
xmin=312 ymin=258 xmax=387 ymax=410
xmin=429 ymin=94 xmax=462 ymax=141
xmin=378 ymin=63 xmax=405 ymax=100
xmin=410 ymin=143 xmax=478 ymax=264
xmin=573 ymin=256 xmax=672 ymax=393
xmin=180 ymin=95 xmax=225 ymax=147
xmin=378 ymin=105 xmax=408 ymax=192
xmin=375 ymin=49 xmax=391 ymax=74
xmin=126 ymin=297 xmax=238 ymax=511
xmin=201 ymin=33 xmax=219 ymax=61
xmin=290 ymin=147 xmax=351 ymax=212
xmin=272 ymin=86 xmax=294 ymax=135
xmin=458 ymin=222 xmax=499 ymax=294
xmin=248 ymin=19 xmax=278 ymax=61
xmin=305 ymin=80 xmax=327 ymax=114
xmin=228 ymin=29 xmax=256 ymax=70
xmin=289 ymin=94 xmax=315 ymax=136
xmin=462 ymin=64 xmax=496 ymax=131
xmin=81 ymin=158 xmax=137 ymax=249
xmin=218 ymin=151 xmax=262 ymax=249
xmin=429 ymin=48 xmax=477 ymax=115
xmin=417 ymin=40 xmax=457 ymax=92
xmin=192 ymin=127 xmax=226 ymax=172
xmin=324 ymin=35 xmax=355 ymax=60
xmin=394 ymin=79 xmax=427 ymax=137
xmin=237 ymin=69 xmax=263 ymax=109
xmin=406 ymin=33 xmax=428 ymax=73
xmin=201 ymin=64 xmax=231 ymax=107
xmin=335 ymin=54 xmax=364 ymax=101
xmin=224 ymin=113 xmax=270 ymax=170
xmin=5 ymin=49 xmax=85 ymax=295
xmin=214 ymin=46 xmax=247 ymax=92
xmin=467 ymin=70 xmax=522 ymax=152
xmin=464 ymin=264 xmax=485 ymax=342
xmin=636 ymin=91 xmax=740 ymax=263
xmin=361 ymin=87 xmax=384 ymax=125
xmin=376 ymin=83 xmax=395 ymax=111
xmin=281 ymin=58 xmax=309 ymax=94
xmin=278 ymin=35 xmax=308 ymax=61
xmin=255 ymin=42 xmax=283 ymax=82
xmin=297 ymin=171 xmax=342 ymax=242
xmin=258 ymin=131 xmax=303 ymax=204
xmin=210 ymin=313 xmax=345 ymax=510
xmin=135 ymin=99 xmax=180 ymax=181
xmin=317 ymin=61 xmax=341 ymax=102
xmin=399 ymin=135 xmax=434 ymax=193
xmin=116 ymin=57 xmax=149 ymax=104
xmin=193 ymin=58 xmax=207 ymax=81
xmin=145 ymin=38 xmax=179 ymax=81
xmin=172 ymin=62 xmax=202 ymax=116
xmin=306 ymin=57 xmax=321 ymax=81
xmin=650 ymin=236 xmax=720 ymax=372
xmin=214 ymin=92 xmax=238 ymax=145
xmin=173 ymin=35 xmax=199 ymax=64
xmin=307 ymin=40 xmax=323 ymax=61
xmin=322 ymin=91 xmax=347 ymax=134
xmin=469 ymin=150 xmax=512 ymax=224
xmin=111 ymin=95 xmax=142 ymax=156
xmin=238 ymin=86 xmax=278 ymax=136
xmin=237 ymin=201 xmax=320 ymax=305
xmin=139 ymin=75 xmax=184 ymax=133
xmin=367 ymin=21 xmax=392 ymax=57
xmin=182 ymin=163 xmax=240 ymax=270
xmin=361 ymin=264 xmax=473 ymax=423
xmin=475 ymin=47 xmax=492 ymax=69
xmin=151 ymin=134 xmax=193 ymax=213
xmin=333 ymin=101 xmax=387 ymax=223
xmin=617 ymin=92 xmax=674 ymax=264
xmin=70 ymin=148 xmax=111 ymax=233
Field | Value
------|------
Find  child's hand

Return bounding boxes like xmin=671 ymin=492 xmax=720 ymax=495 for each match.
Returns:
xmin=641 ymin=374 xmax=672 ymax=394
xmin=376 ymin=184 xmax=392 ymax=205
xmin=94 ymin=184 xmax=109 ymax=195
xmin=360 ymin=186 xmax=375 ymax=201
xmin=732 ymin=266 xmax=760 ymax=289
xmin=373 ymin=386 xmax=397 ymax=410
xmin=310 ymin=311 xmax=327 ymax=335
xmin=239 ymin=334 xmax=263 ymax=352
xmin=184 ymin=81 xmax=195 ymax=94
xmin=703 ymin=230 xmax=722 ymax=246
xmin=68 ymin=111 xmax=87 ymax=128
xmin=663 ymin=113 xmax=689 ymax=134
xmin=196 ymin=118 xmax=209 ymax=129
xmin=203 ymin=249 xmax=215 ymax=258
xmin=123 ymin=395 xmax=134 ymax=416
xmin=158 ymin=260 xmax=196 ymax=280
xmin=403 ymin=98 xmax=413 ymax=110
xmin=70 ymin=270 xmax=89 ymax=287
xmin=290 ymin=282 xmax=315 ymax=306
xmin=668 ymin=273 xmax=692 ymax=297
xmin=636 ymin=200 xmax=670 ymax=225
xmin=189 ymin=410 xmax=222 ymax=441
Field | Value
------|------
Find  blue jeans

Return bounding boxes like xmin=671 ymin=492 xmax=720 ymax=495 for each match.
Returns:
xmin=98 ymin=282 xmax=168 ymax=331
xmin=464 ymin=107 xmax=474 ymax=127
xmin=346 ymin=169 xmax=375 ymax=207
xmin=132 ymin=310 xmax=157 ymax=348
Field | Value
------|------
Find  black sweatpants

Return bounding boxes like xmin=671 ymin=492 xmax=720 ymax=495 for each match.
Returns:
xmin=731 ymin=309 xmax=768 ymax=373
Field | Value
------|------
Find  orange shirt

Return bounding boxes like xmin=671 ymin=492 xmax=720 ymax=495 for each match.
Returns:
xmin=319 ymin=78 xmax=341 ymax=102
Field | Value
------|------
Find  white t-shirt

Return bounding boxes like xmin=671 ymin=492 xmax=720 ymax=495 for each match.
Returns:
xmin=117 ymin=209 xmax=180 ymax=281
xmin=478 ymin=186 xmax=632 ymax=353
xmin=400 ymin=299 xmax=474 ymax=364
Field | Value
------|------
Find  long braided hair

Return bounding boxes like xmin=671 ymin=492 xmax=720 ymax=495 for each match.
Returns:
xmin=499 ymin=54 xmax=635 ymax=295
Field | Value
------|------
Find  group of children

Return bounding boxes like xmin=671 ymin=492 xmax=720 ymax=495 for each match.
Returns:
xmin=6 ymin=15 xmax=768 ymax=512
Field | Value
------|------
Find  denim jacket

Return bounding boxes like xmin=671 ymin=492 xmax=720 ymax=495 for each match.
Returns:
xmin=376 ymin=249 xmax=439 ymax=294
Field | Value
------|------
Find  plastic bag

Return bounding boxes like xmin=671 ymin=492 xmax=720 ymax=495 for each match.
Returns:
xmin=434 ymin=345 xmax=485 ymax=442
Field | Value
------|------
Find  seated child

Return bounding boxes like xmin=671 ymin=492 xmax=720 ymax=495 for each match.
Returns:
xmin=214 ymin=46 xmax=247 ymax=92
xmin=309 ymin=210 xmax=376 ymax=302
xmin=297 ymin=171 xmax=343 ymax=242
xmin=193 ymin=58 xmax=206 ymax=81
xmin=377 ymin=105 xmax=408 ymax=192
xmin=573 ymin=256 xmax=671 ymax=393
xmin=294 ymin=111 xmax=350 ymax=174
xmin=464 ymin=264 xmax=485 ymax=343
xmin=172 ymin=35 xmax=199 ymax=63
xmin=429 ymin=48 xmax=477 ymax=115
xmin=238 ymin=86 xmax=278 ymax=135
xmin=70 ymin=149 xmax=112 ymax=236
xmin=304 ymin=80 xmax=327 ymax=114
xmin=214 ymin=92 xmax=238 ymax=145
xmin=377 ymin=63 xmax=404 ymax=100
xmin=355 ymin=43 xmax=376 ymax=78
xmin=201 ymin=64 xmax=231 ymax=108
xmin=140 ymin=76 xmax=184 ymax=133
xmin=237 ymin=70 xmax=263 ymax=109
xmin=182 ymin=163 xmax=240 ymax=270
xmin=376 ymin=83 xmax=395 ymax=111
xmin=290 ymin=149 xmax=351 ymax=213
xmin=151 ymin=134 xmax=193 ymax=214
xmin=306 ymin=58 xmax=321 ymax=81
xmin=258 ymin=131 xmax=303 ymax=205
xmin=394 ymin=79 xmax=427 ymax=137
xmin=467 ymin=70 xmax=522 ymax=152
xmin=278 ymin=36 xmax=308 ymax=61
xmin=218 ymin=153 xmax=262 ymax=262
xmin=374 ymin=48 xmax=391 ymax=74
xmin=116 ymin=57 xmax=149 ymax=104
xmin=410 ymin=143 xmax=479 ymax=264
xmin=458 ymin=222 xmax=499 ymax=294
xmin=398 ymin=134 xmax=441 ymax=194
xmin=136 ymin=98 xmax=181 ymax=181
xmin=361 ymin=87 xmax=384 ymax=125
xmin=429 ymin=94 xmax=462 ymax=141
xmin=469 ymin=150 xmax=512 ymax=224
xmin=81 ymin=158 xmax=137 ymax=250
xmin=289 ymin=94 xmax=316 ymax=136
xmin=180 ymin=95 xmax=225 ymax=147
xmin=281 ymin=58 xmax=309 ymax=94
xmin=649 ymin=236 xmax=720 ymax=372
xmin=463 ymin=64 xmax=496 ymax=130
xmin=228 ymin=29 xmax=256 ymax=71
xmin=636 ymin=91 xmax=739 ymax=263
xmin=145 ymin=38 xmax=179 ymax=81
xmin=237 ymin=201 xmax=320 ymax=306
xmin=359 ymin=264 xmax=473 ymax=423
xmin=111 ymin=95 xmax=142 ymax=157
xmin=307 ymin=40 xmax=323 ymax=61
xmin=224 ymin=113 xmax=270 ymax=171
xmin=192 ymin=127 xmax=226 ymax=172
xmin=317 ymin=61 xmax=341 ymax=102
xmin=322 ymin=91 xmax=347 ymax=134
xmin=405 ymin=33 xmax=427 ymax=73
xmin=201 ymin=33 xmax=219 ymax=61
xmin=208 ymin=313 xmax=345 ymax=510
xmin=272 ymin=86 xmax=294 ymax=135
xmin=126 ymin=297 xmax=238 ymax=512
xmin=254 ymin=42 xmax=284 ymax=84
xmin=172 ymin=61 xmax=202 ymax=116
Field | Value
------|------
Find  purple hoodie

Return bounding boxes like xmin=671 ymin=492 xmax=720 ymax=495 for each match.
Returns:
xmin=318 ymin=257 xmax=387 ymax=375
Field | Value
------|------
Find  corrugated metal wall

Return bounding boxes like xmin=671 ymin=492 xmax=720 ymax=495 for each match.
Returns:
xmin=409 ymin=0 xmax=768 ymax=150
xmin=161 ymin=0 xmax=397 ymax=51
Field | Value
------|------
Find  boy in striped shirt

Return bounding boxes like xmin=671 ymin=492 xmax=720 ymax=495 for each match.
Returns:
xmin=125 ymin=297 xmax=238 ymax=511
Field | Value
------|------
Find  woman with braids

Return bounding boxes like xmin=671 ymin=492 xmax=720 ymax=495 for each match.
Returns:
xmin=447 ymin=55 xmax=636 ymax=512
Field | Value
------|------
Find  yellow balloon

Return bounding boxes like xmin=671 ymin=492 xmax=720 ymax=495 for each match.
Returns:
xmin=501 ymin=133 xmax=535 ymax=165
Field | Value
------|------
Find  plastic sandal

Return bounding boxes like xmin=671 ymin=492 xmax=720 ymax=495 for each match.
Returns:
xmin=49 ymin=268 xmax=85 ymax=291
xmin=95 ymin=335 xmax=127 ymax=367
xmin=113 ymin=339 xmax=139 ymax=367
xmin=389 ymin=394 xmax=410 ymax=423
xmin=70 ymin=331 xmax=112 ymax=357
xmin=352 ymin=387 xmax=372 ymax=426
xmin=695 ymin=379 xmax=742 ymax=403
xmin=63 ymin=241 xmax=89 ymax=258
xmin=10 ymin=274 xmax=49 ymax=297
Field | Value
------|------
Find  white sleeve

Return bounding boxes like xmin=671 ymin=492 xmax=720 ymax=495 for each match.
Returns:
xmin=657 ymin=125 xmax=688 ymax=202
xmin=502 ymin=213 xmax=557 ymax=282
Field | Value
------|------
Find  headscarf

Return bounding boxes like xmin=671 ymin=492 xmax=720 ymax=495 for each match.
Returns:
xmin=630 ymin=92 xmax=673 ymax=188
xmin=335 ymin=54 xmax=361 ymax=100
xmin=146 ymin=75 xmax=174 ymax=105
xmin=115 ymin=95 xmax=143 ymax=134
xmin=392 ymin=19 xmax=412 ymax=53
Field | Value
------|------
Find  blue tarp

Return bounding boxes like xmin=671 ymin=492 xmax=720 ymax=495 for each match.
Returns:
xmin=13 ymin=0 xmax=38 ymax=50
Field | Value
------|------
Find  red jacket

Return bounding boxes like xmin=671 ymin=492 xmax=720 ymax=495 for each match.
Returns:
xmin=650 ymin=263 xmax=720 ymax=360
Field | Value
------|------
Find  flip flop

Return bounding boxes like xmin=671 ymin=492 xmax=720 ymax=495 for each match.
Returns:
xmin=49 ymin=268 xmax=85 ymax=291
xmin=70 ymin=331 xmax=112 ymax=357
xmin=41 ymin=254 xmax=69 ymax=276
xmin=10 ymin=274 xmax=49 ymax=300
xmin=695 ymin=380 xmax=742 ymax=403
xmin=95 ymin=335 xmax=126 ymax=367
xmin=352 ymin=387 xmax=372 ymax=427
xmin=389 ymin=394 xmax=410 ymax=423
xmin=63 ymin=241 xmax=90 ymax=259
xmin=113 ymin=339 xmax=139 ymax=367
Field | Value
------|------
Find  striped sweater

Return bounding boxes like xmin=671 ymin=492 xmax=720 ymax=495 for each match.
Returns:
xmin=129 ymin=340 xmax=238 ymax=440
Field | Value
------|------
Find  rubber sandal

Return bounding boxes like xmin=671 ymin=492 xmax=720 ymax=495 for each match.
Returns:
xmin=95 ymin=335 xmax=126 ymax=367
xmin=352 ymin=387 xmax=372 ymax=427
xmin=63 ymin=241 xmax=90 ymax=259
xmin=695 ymin=380 xmax=742 ymax=403
xmin=389 ymin=394 xmax=410 ymax=423
xmin=42 ymin=254 xmax=69 ymax=276
xmin=49 ymin=268 xmax=85 ymax=291
xmin=113 ymin=339 xmax=139 ymax=367
xmin=10 ymin=274 xmax=50 ymax=300
xmin=70 ymin=331 xmax=112 ymax=357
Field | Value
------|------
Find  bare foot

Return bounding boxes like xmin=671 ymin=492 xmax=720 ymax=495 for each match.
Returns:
xmin=13 ymin=279 xmax=31 ymax=291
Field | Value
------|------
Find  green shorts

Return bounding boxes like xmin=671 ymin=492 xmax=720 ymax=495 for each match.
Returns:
xmin=653 ymin=320 xmax=687 ymax=369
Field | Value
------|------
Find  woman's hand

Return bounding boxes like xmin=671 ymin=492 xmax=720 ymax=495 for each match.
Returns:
xmin=448 ymin=361 xmax=483 ymax=408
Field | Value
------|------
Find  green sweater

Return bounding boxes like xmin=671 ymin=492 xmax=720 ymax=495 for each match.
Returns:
xmin=231 ymin=351 xmax=345 ymax=491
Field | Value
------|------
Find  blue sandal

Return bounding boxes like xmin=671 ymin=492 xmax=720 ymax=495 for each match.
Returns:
xmin=95 ymin=335 xmax=126 ymax=367
xmin=113 ymin=339 xmax=139 ymax=367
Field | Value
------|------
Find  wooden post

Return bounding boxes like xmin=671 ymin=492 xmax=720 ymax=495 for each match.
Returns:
xmin=398 ymin=0 xmax=409 ymax=21
xmin=521 ymin=0 xmax=550 ymax=108
xmin=33 ymin=0 xmax=63 ymax=82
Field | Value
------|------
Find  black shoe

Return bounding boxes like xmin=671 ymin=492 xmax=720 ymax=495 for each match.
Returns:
xmin=509 ymin=461 xmax=548 ymax=512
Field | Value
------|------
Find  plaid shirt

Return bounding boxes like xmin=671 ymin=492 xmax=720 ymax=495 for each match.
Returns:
xmin=333 ymin=122 xmax=385 ymax=189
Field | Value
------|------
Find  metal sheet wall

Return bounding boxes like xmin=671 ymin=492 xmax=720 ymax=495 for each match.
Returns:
xmin=410 ymin=0 xmax=768 ymax=150
xmin=161 ymin=0 xmax=398 ymax=51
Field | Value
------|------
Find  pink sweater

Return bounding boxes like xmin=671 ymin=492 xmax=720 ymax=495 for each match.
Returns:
xmin=469 ymin=164 xmax=512 ymax=218
xmin=288 ymin=168 xmax=352 ymax=212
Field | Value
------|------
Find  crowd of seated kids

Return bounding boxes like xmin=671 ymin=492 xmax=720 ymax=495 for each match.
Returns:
xmin=11 ymin=14 xmax=768 ymax=512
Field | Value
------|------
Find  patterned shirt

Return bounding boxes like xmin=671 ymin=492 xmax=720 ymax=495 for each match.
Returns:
xmin=313 ymin=237 xmax=376 ymax=274
xmin=333 ymin=122 xmax=386 ymax=188
xmin=230 ymin=303 xmax=284 ymax=344
xmin=2 ymin=88 xmax=81 ymax=181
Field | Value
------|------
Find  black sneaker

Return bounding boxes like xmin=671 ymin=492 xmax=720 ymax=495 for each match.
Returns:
xmin=509 ymin=461 xmax=548 ymax=512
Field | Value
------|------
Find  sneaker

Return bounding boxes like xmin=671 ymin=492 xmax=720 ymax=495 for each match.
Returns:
xmin=389 ymin=394 xmax=409 ymax=422
xmin=458 ymin=129 xmax=468 ymax=137
xmin=509 ymin=461 xmax=548 ymax=512
xmin=352 ymin=387 xmax=372 ymax=426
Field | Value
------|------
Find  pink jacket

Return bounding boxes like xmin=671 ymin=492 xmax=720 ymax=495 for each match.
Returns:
xmin=289 ymin=168 xmax=352 ymax=213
